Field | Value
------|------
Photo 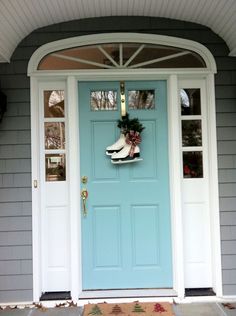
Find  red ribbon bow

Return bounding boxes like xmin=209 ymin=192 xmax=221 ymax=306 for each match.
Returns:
xmin=126 ymin=130 xmax=141 ymax=157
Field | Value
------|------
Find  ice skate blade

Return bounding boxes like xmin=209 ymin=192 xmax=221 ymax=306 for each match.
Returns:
xmin=111 ymin=158 xmax=143 ymax=164
xmin=106 ymin=149 xmax=123 ymax=156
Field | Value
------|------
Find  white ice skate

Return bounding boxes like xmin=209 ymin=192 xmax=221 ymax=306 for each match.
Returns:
xmin=111 ymin=143 xmax=143 ymax=164
xmin=106 ymin=133 xmax=126 ymax=156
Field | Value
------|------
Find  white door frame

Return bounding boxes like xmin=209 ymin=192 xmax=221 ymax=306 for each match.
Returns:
xmin=28 ymin=33 xmax=222 ymax=302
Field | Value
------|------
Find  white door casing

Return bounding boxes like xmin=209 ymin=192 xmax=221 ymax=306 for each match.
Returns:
xmin=29 ymin=33 xmax=222 ymax=301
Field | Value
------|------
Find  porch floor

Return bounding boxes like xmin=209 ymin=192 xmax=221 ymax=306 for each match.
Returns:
xmin=0 ymin=302 xmax=236 ymax=316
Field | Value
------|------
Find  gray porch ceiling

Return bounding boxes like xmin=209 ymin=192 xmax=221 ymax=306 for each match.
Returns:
xmin=0 ymin=0 xmax=235 ymax=63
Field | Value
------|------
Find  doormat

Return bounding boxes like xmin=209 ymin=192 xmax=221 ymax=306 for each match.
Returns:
xmin=83 ymin=302 xmax=174 ymax=316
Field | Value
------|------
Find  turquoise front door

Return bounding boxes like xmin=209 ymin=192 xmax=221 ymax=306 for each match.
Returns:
xmin=79 ymin=81 xmax=172 ymax=290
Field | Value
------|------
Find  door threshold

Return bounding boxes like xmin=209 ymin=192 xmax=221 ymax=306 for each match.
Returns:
xmin=79 ymin=289 xmax=177 ymax=299
xmin=40 ymin=291 xmax=71 ymax=301
xmin=185 ymin=288 xmax=216 ymax=297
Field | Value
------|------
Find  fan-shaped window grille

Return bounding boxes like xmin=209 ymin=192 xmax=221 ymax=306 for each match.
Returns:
xmin=38 ymin=43 xmax=206 ymax=70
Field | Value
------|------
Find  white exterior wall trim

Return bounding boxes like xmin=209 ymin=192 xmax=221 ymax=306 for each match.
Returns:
xmin=67 ymin=76 xmax=81 ymax=301
xmin=31 ymin=76 xmax=42 ymax=302
xmin=27 ymin=33 xmax=217 ymax=75
xmin=206 ymin=74 xmax=223 ymax=297
xmin=28 ymin=33 xmax=220 ymax=301
xmin=168 ymin=75 xmax=185 ymax=299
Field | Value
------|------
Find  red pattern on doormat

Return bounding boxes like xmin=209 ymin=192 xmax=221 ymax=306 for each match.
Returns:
xmin=153 ymin=303 xmax=167 ymax=313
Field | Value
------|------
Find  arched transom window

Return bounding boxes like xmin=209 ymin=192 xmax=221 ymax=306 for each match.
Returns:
xmin=38 ymin=42 xmax=206 ymax=70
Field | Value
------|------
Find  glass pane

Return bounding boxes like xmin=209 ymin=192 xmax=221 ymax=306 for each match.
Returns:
xmin=140 ymin=53 xmax=205 ymax=68
xmin=39 ymin=45 xmax=105 ymax=70
xmin=129 ymin=45 xmax=181 ymax=66
xmin=181 ymin=88 xmax=201 ymax=115
xmin=122 ymin=43 xmax=143 ymax=65
xmin=128 ymin=90 xmax=155 ymax=109
xmin=128 ymin=45 xmax=206 ymax=68
xmin=44 ymin=90 xmax=65 ymax=118
xmin=45 ymin=154 xmax=66 ymax=181
xmin=38 ymin=43 xmax=206 ymax=70
xmin=102 ymin=43 xmax=121 ymax=65
xmin=182 ymin=120 xmax=202 ymax=146
xmin=45 ymin=122 xmax=65 ymax=149
xmin=91 ymin=90 xmax=117 ymax=111
xmin=183 ymin=151 xmax=203 ymax=178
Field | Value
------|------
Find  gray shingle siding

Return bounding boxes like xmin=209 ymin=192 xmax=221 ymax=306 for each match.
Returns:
xmin=215 ymin=46 xmax=236 ymax=294
xmin=0 ymin=29 xmax=32 ymax=301
xmin=0 ymin=16 xmax=235 ymax=302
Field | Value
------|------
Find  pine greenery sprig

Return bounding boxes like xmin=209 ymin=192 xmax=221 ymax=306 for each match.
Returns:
xmin=117 ymin=113 xmax=131 ymax=133
xmin=129 ymin=117 xmax=145 ymax=133
xmin=117 ymin=113 xmax=145 ymax=134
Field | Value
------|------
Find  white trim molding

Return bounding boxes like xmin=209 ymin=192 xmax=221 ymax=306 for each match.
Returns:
xmin=31 ymin=76 xmax=41 ymax=302
xmin=167 ymin=75 xmax=185 ymax=299
xmin=206 ymin=74 xmax=223 ymax=297
xmin=28 ymin=33 xmax=217 ymax=75
xmin=28 ymin=32 xmax=220 ymax=302
xmin=67 ymin=76 xmax=81 ymax=300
